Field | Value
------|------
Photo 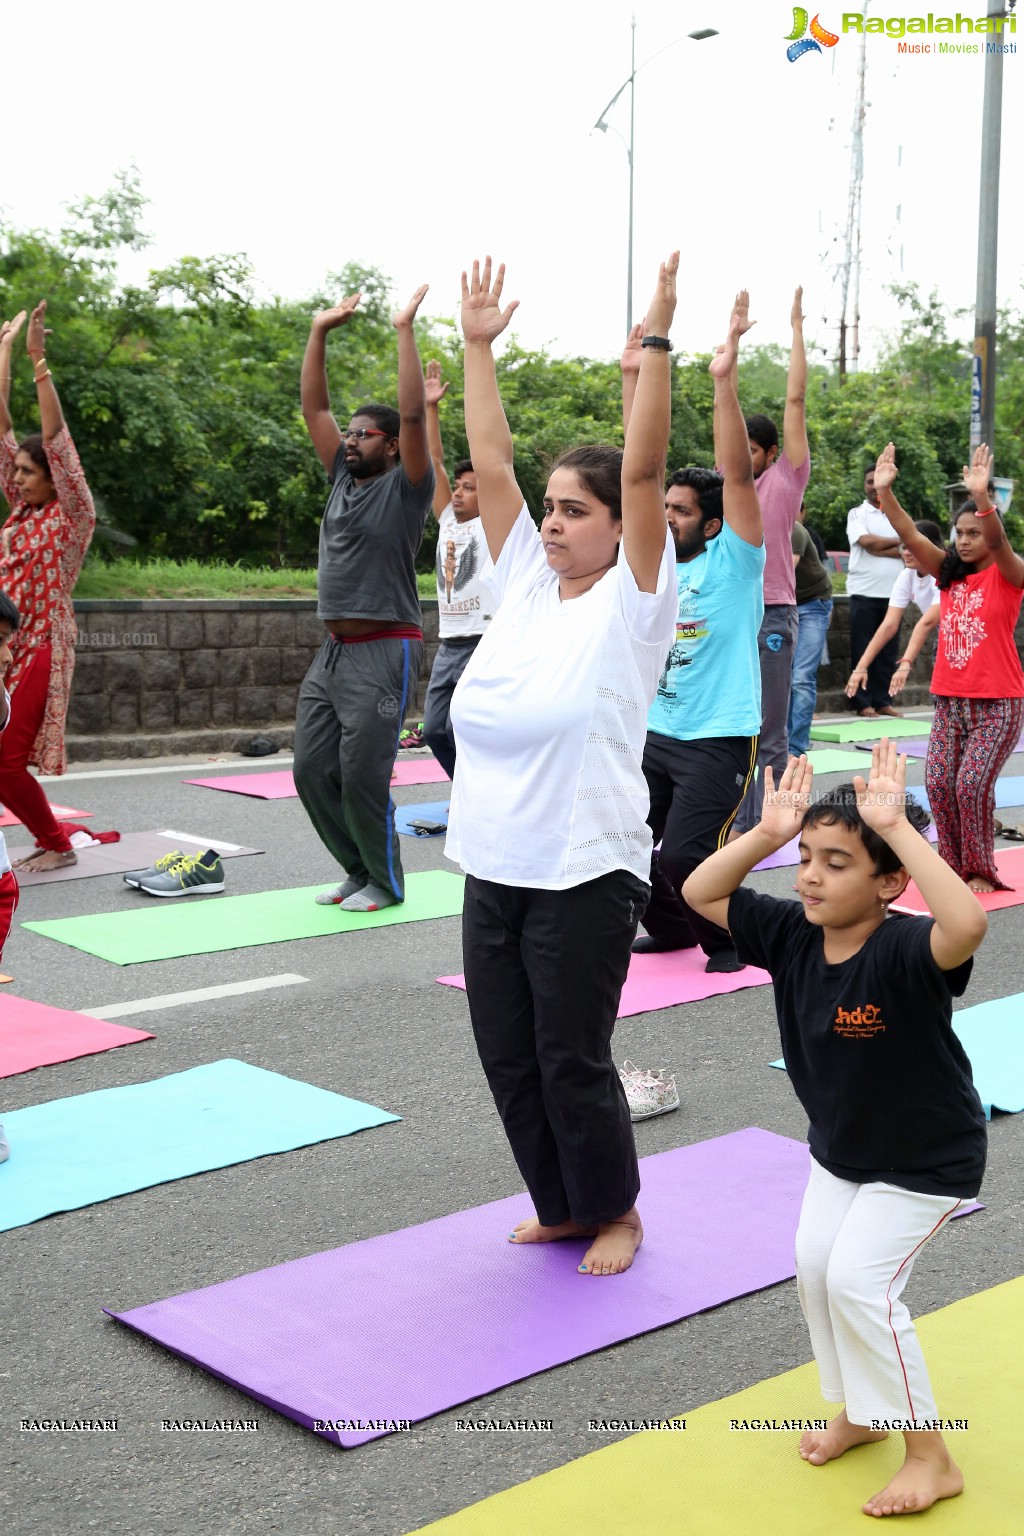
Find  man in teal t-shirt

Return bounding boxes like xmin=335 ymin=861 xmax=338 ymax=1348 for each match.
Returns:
xmin=633 ymin=334 xmax=766 ymax=971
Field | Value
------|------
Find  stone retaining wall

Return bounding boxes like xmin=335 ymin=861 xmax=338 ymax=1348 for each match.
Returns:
xmin=65 ymin=595 xmax=1023 ymax=761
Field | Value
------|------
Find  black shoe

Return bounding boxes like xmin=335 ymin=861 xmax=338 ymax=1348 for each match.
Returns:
xmin=704 ymin=949 xmax=746 ymax=974
xmin=631 ymin=934 xmax=695 ymax=955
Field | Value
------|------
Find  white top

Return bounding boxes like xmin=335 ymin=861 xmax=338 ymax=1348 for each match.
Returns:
xmin=446 ymin=505 xmax=677 ymax=890
xmin=435 ymin=505 xmax=493 ymax=639
xmin=888 ymin=566 xmax=939 ymax=614
xmin=846 ymin=501 xmax=902 ymax=598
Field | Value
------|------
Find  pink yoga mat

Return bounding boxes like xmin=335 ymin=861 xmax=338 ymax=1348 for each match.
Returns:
xmin=0 ymin=803 xmax=91 ymax=829
xmin=0 ymin=996 xmax=154 ymax=1079
xmin=186 ymin=758 xmax=448 ymax=798
xmin=892 ymin=848 xmax=1024 ymax=915
xmin=438 ymin=947 xmax=771 ymax=1018
xmin=105 ymin=1129 xmax=814 ymax=1445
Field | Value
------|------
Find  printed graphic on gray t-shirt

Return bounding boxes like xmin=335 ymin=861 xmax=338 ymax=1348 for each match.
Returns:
xmin=317 ymin=449 xmax=434 ymax=625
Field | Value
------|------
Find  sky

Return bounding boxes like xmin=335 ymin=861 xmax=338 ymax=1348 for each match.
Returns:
xmin=4 ymin=0 xmax=1022 ymax=380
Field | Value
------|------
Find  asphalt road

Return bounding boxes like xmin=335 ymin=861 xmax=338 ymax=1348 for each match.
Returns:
xmin=3 ymin=733 xmax=1023 ymax=1536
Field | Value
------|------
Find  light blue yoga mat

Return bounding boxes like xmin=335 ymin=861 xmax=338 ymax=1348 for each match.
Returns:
xmin=909 ymin=776 xmax=1024 ymax=817
xmin=0 ymin=1059 xmax=399 ymax=1231
xmin=396 ymin=800 xmax=450 ymax=837
xmin=771 ymin=991 xmax=1024 ymax=1119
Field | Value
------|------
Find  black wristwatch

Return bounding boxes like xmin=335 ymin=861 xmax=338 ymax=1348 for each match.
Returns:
xmin=640 ymin=335 xmax=673 ymax=352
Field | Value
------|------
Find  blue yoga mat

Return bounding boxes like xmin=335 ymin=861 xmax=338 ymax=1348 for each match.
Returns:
xmin=395 ymin=800 xmax=451 ymax=837
xmin=908 ymin=776 xmax=1024 ymax=817
xmin=0 ymin=1059 xmax=399 ymax=1232
xmin=772 ymin=991 xmax=1024 ymax=1118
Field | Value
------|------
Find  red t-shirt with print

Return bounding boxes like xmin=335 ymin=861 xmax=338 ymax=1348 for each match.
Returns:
xmin=930 ymin=562 xmax=1024 ymax=698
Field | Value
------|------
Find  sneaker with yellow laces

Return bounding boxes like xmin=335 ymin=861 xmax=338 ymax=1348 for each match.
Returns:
xmin=137 ymin=849 xmax=225 ymax=897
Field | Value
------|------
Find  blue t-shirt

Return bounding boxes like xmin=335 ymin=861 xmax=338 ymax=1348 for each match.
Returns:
xmin=647 ymin=521 xmax=765 ymax=742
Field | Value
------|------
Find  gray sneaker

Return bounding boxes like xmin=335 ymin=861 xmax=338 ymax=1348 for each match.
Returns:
xmin=138 ymin=849 xmax=225 ymax=897
xmin=124 ymin=848 xmax=187 ymax=889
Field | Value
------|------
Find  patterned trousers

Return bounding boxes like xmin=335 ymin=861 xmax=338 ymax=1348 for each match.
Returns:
xmin=925 ymin=694 xmax=1024 ymax=887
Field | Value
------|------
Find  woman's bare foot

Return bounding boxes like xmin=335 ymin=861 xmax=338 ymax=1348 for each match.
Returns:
xmin=863 ymin=1439 xmax=963 ymax=1518
xmin=508 ymin=1216 xmax=596 ymax=1245
xmin=12 ymin=848 xmax=77 ymax=873
xmin=579 ymin=1207 xmax=643 ymax=1276
xmin=967 ymin=877 xmax=995 ymax=895
xmin=799 ymin=1410 xmax=887 ymax=1464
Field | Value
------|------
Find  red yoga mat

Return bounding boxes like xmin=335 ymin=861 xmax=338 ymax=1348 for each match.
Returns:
xmin=891 ymin=848 xmax=1024 ymax=915
xmin=0 ymin=803 xmax=92 ymax=829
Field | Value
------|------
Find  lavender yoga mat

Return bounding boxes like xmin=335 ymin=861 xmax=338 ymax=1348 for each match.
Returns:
xmin=754 ymin=823 xmax=938 ymax=872
xmin=106 ymin=1128 xmax=812 ymax=1446
xmin=438 ymin=948 xmax=771 ymax=1017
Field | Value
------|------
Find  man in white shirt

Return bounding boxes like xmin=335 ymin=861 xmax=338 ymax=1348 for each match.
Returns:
xmin=845 ymin=467 xmax=903 ymax=716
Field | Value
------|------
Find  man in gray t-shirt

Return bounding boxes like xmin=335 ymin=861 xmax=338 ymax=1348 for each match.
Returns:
xmin=295 ymin=284 xmax=435 ymax=911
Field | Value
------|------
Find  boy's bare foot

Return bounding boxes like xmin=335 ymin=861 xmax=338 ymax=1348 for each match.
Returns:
xmin=12 ymin=848 xmax=77 ymax=873
xmin=863 ymin=1446 xmax=963 ymax=1517
xmin=799 ymin=1410 xmax=887 ymax=1464
xmin=579 ymin=1208 xmax=643 ymax=1276
xmin=508 ymin=1216 xmax=596 ymax=1245
xmin=967 ymin=878 xmax=995 ymax=895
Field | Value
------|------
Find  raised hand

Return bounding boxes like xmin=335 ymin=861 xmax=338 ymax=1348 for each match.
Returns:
xmin=873 ymin=441 xmax=899 ymax=493
xmin=643 ymin=251 xmax=679 ymax=339
xmin=732 ymin=289 xmax=755 ymax=338
xmin=852 ymin=738 xmax=908 ymax=837
xmin=791 ymin=285 xmax=804 ymax=328
xmin=709 ymin=290 xmax=755 ymax=382
xmin=962 ymin=443 xmax=994 ymax=505
xmin=620 ymin=322 xmax=644 ymax=376
xmin=26 ymin=301 xmax=51 ymax=358
xmin=424 ymin=358 xmax=449 ymax=407
xmin=0 ymin=311 xmax=27 ymax=350
xmin=313 ymin=293 xmax=362 ymax=331
xmin=460 ymin=258 xmax=519 ymax=346
xmin=393 ymin=283 xmax=429 ymax=331
xmin=758 ymin=755 xmax=813 ymax=846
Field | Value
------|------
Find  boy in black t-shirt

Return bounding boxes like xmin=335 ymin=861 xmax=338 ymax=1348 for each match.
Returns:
xmin=684 ymin=742 xmax=988 ymax=1519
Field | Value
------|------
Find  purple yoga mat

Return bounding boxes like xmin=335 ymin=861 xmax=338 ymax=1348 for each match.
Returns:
xmin=755 ymin=823 xmax=938 ymax=872
xmin=855 ymin=732 xmax=1024 ymax=758
xmin=107 ymin=1129 xmax=813 ymax=1447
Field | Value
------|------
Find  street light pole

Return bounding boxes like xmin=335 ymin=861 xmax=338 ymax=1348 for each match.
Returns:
xmin=594 ymin=21 xmax=717 ymax=337
xmin=971 ymin=0 xmax=1009 ymax=456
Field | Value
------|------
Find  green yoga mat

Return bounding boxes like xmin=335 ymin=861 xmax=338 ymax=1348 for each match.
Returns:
xmin=804 ymin=748 xmax=865 ymax=775
xmin=22 ymin=871 xmax=465 ymax=965
xmin=810 ymin=717 xmax=932 ymax=744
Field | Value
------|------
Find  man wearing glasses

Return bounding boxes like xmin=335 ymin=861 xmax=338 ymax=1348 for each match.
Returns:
xmin=296 ymin=285 xmax=434 ymax=910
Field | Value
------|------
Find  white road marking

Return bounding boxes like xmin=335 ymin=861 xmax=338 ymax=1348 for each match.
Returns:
xmin=80 ymin=973 xmax=308 ymax=1020
xmin=157 ymin=830 xmax=245 ymax=852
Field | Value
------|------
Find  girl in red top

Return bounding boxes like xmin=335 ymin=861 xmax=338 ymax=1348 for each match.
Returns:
xmin=874 ymin=442 xmax=1024 ymax=892
xmin=0 ymin=304 xmax=96 ymax=871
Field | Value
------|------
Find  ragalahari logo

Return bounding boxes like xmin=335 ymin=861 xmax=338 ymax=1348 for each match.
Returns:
xmin=785 ymin=8 xmax=840 ymax=60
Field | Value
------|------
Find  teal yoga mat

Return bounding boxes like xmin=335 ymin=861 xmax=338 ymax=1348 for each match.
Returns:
xmin=0 ymin=1059 xmax=399 ymax=1232
xmin=772 ymin=992 xmax=1023 ymax=1118
xmin=22 ymin=870 xmax=465 ymax=965
xmin=810 ymin=718 xmax=933 ymax=744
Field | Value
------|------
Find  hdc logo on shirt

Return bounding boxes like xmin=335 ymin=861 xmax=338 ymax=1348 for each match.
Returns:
xmin=833 ymin=1004 xmax=885 ymax=1039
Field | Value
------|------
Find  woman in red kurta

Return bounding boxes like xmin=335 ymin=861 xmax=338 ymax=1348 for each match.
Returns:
xmin=0 ymin=303 xmax=95 ymax=871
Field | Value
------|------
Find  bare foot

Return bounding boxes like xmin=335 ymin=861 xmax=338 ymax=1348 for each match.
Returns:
xmin=863 ymin=1450 xmax=963 ymax=1517
xmin=579 ymin=1207 xmax=643 ymax=1276
xmin=12 ymin=849 xmax=77 ymax=873
xmin=508 ymin=1216 xmax=596 ymax=1245
xmin=799 ymin=1410 xmax=887 ymax=1465
xmin=857 ymin=707 xmax=880 ymax=718
xmin=967 ymin=878 xmax=995 ymax=895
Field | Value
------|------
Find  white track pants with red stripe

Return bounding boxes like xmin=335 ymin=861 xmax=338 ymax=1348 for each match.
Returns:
xmin=795 ymin=1157 xmax=963 ymax=1426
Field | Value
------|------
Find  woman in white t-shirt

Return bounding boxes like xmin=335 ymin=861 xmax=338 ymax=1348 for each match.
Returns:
xmin=845 ymin=520 xmax=945 ymax=701
xmin=446 ymin=256 xmax=678 ymax=1277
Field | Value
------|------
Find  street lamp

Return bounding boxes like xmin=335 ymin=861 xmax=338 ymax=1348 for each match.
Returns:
xmin=594 ymin=18 xmax=718 ymax=333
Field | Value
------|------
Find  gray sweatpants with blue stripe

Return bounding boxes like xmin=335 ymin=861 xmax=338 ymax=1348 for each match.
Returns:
xmin=293 ymin=635 xmax=422 ymax=899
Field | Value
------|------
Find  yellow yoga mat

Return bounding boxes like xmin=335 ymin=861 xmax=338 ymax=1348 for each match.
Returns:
xmin=415 ymin=1278 xmax=1022 ymax=1536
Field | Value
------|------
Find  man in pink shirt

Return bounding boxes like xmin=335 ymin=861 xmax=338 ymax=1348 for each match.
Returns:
xmin=732 ymin=288 xmax=811 ymax=832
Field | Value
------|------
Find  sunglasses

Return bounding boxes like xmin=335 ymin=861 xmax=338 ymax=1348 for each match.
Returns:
xmin=344 ymin=427 xmax=389 ymax=441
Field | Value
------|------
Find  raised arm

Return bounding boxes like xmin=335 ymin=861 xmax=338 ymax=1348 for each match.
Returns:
xmin=889 ymin=604 xmax=940 ymax=696
xmin=26 ymin=302 xmax=66 ymax=442
xmin=873 ymin=444 xmax=944 ymax=577
xmin=683 ymin=756 xmax=814 ymax=934
xmin=621 ymin=254 xmax=678 ymax=593
xmin=782 ymin=286 xmax=809 ymax=468
xmin=619 ymin=323 xmax=643 ymax=436
xmin=0 ymin=311 xmax=27 ymax=438
xmin=393 ymin=284 xmax=431 ymax=487
xmin=459 ymin=258 xmax=524 ymax=563
xmin=711 ymin=289 xmax=749 ymax=467
xmin=423 ymin=360 xmax=452 ymax=518
xmin=855 ymin=741 xmax=987 ymax=968
xmin=711 ymin=292 xmax=762 ymax=548
xmin=300 ymin=295 xmax=359 ymax=474
xmin=964 ymin=444 xmax=1024 ymax=589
